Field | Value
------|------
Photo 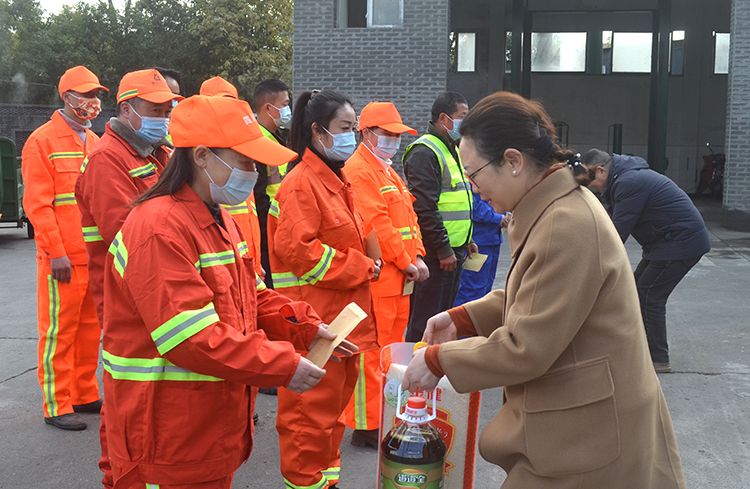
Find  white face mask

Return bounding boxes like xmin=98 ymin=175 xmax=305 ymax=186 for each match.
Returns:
xmin=366 ymin=129 xmax=401 ymax=161
xmin=204 ymin=151 xmax=258 ymax=205
xmin=271 ymin=104 xmax=292 ymax=128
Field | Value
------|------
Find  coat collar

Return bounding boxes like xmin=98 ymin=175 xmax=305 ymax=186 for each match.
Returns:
xmin=508 ymin=168 xmax=579 ymax=258
xmin=109 ymin=117 xmax=173 ymax=158
xmin=50 ymin=110 xmax=85 ymax=148
xmin=174 ymin=184 xmax=224 ymax=231
xmin=353 ymin=143 xmax=391 ymax=174
xmin=302 ymin=148 xmax=349 ymax=194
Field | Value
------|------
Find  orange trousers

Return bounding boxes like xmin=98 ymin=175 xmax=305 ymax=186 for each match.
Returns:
xmin=36 ymin=263 xmax=100 ymax=418
xmin=345 ymin=294 xmax=409 ymax=430
xmin=277 ymin=353 xmax=359 ymax=489
xmin=121 ymin=475 xmax=232 ymax=489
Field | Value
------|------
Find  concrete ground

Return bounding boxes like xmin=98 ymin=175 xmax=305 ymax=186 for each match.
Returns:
xmin=0 ymin=195 xmax=748 ymax=488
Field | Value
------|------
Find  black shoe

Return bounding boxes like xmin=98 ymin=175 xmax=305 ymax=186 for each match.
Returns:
xmin=73 ymin=399 xmax=103 ymax=413
xmin=351 ymin=429 xmax=379 ymax=448
xmin=653 ymin=362 xmax=672 ymax=373
xmin=44 ymin=413 xmax=87 ymax=431
xmin=253 ymin=412 xmax=259 ymax=425
xmin=258 ymin=387 xmax=277 ymax=395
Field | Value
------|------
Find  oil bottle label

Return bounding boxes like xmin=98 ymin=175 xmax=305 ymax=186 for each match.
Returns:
xmin=380 ymin=458 xmax=444 ymax=488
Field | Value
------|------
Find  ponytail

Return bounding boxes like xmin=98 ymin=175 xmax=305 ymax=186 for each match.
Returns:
xmin=289 ymin=89 xmax=354 ymax=164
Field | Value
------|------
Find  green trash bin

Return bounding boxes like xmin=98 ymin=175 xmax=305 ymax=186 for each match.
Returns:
xmin=0 ymin=137 xmax=33 ymax=237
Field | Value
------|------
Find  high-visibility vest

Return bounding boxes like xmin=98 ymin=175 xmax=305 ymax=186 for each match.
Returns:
xmin=404 ymin=134 xmax=473 ymax=248
xmin=259 ymin=125 xmax=288 ymax=200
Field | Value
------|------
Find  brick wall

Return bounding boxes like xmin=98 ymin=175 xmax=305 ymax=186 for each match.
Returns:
xmin=293 ymin=0 xmax=450 ymax=173
xmin=723 ymin=0 xmax=750 ymax=230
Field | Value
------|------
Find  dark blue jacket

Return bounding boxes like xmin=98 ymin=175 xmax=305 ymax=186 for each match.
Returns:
xmin=471 ymin=193 xmax=504 ymax=247
xmin=603 ymin=154 xmax=710 ymax=261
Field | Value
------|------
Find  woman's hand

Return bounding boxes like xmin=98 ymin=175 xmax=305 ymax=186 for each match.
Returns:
xmin=402 ymin=348 xmax=440 ymax=393
xmin=308 ymin=324 xmax=359 ymax=363
xmin=373 ymin=258 xmax=382 ymax=280
xmin=287 ymin=357 xmax=326 ymax=393
xmin=415 ymin=256 xmax=430 ymax=282
xmin=423 ymin=311 xmax=457 ymax=345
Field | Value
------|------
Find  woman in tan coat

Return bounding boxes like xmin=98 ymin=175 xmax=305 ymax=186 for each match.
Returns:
xmin=402 ymin=92 xmax=687 ymax=489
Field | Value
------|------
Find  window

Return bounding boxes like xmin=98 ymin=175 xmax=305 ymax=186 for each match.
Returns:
xmin=612 ymin=32 xmax=652 ymax=73
xmin=670 ymin=30 xmax=685 ymax=75
xmin=449 ymin=32 xmax=477 ymax=72
xmin=505 ymin=31 xmax=513 ymax=73
xmin=531 ymin=32 xmax=587 ymax=72
xmin=336 ymin=0 xmax=402 ymax=28
xmin=714 ymin=32 xmax=730 ymax=74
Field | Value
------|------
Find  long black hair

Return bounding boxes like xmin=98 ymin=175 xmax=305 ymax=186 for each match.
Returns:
xmin=289 ymin=90 xmax=353 ymax=164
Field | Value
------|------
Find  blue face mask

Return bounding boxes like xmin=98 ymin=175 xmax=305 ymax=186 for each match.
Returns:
xmin=271 ymin=104 xmax=292 ymax=128
xmin=445 ymin=116 xmax=462 ymax=141
xmin=321 ymin=127 xmax=356 ymax=161
xmin=204 ymin=151 xmax=259 ymax=206
xmin=128 ymin=105 xmax=170 ymax=144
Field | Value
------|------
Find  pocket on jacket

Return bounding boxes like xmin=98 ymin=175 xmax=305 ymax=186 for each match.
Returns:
xmin=54 ymin=158 xmax=81 ymax=189
xmin=523 ymin=357 xmax=620 ymax=476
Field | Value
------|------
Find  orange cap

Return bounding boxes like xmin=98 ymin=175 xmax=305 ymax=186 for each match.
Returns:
xmin=358 ymin=101 xmax=417 ymax=135
xmin=58 ymin=66 xmax=108 ymax=97
xmin=200 ymin=76 xmax=239 ymax=99
xmin=117 ymin=69 xmax=184 ymax=105
xmin=169 ymin=95 xmax=297 ymax=167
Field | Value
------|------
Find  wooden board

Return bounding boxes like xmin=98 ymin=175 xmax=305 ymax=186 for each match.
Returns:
xmin=306 ymin=302 xmax=368 ymax=368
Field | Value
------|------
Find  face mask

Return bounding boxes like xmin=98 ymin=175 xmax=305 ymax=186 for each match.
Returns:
xmin=321 ymin=127 xmax=356 ymax=161
xmin=271 ymin=104 xmax=292 ymax=128
xmin=67 ymin=94 xmax=101 ymax=120
xmin=366 ymin=129 xmax=401 ymax=161
xmin=445 ymin=116 xmax=462 ymax=141
xmin=128 ymin=105 xmax=170 ymax=144
xmin=204 ymin=150 xmax=259 ymax=206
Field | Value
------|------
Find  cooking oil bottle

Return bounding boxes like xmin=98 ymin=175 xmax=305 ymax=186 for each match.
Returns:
xmin=380 ymin=395 xmax=447 ymax=488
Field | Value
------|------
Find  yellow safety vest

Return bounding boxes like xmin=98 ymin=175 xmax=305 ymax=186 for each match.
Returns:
xmin=259 ymin=125 xmax=288 ymax=200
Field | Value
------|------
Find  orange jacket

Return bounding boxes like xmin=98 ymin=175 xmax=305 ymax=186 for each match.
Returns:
xmin=221 ymin=193 xmax=264 ymax=281
xmin=345 ymin=145 xmax=426 ymax=297
xmin=103 ymin=184 xmax=321 ymax=485
xmin=22 ymin=111 xmax=99 ymax=265
xmin=75 ymin=121 xmax=170 ymax=321
xmin=268 ymin=149 xmax=379 ymax=352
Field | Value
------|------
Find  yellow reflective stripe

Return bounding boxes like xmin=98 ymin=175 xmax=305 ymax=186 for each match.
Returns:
xmin=322 ymin=466 xmax=341 ymax=482
xmin=237 ymin=241 xmax=249 ymax=256
xmin=269 ymin=198 xmax=280 ymax=218
xmin=271 ymin=272 xmax=308 ymax=289
xmin=103 ymin=350 xmax=223 ymax=382
xmin=251 ymin=201 xmax=257 ymax=216
xmin=300 ymin=245 xmax=334 ymax=285
xmin=80 ymin=157 xmax=90 ymax=173
xmin=353 ymin=353 xmax=368 ymax=429
xmin=118 ymin=88 xmax=138 ymax=102
xmin=53 ymin=193 xmax=76 ymax=206
xmin=397 ymin=226 xmax=415 ymax=240
xmin=42 ymin=275 xmax=60 ymax=417
xmin=128 ymin=162 xmax=157 ymax=178
xmin=150 ymin=302 xmax=220 ymax=355
xmin=145 ymin=484 xmax=159 ymax=489
xmin=221 ymin=203 xmax=249 ymax=215
xmin=284 ymin=476 xmax=328 ymax=489
xmin=82 ymin=226 xmax=103 ymax=242
xmin=196 ymin=250 xmax=235 ymax=271
xmin=108 ymin=231 xmax=128 ymax=277
xmin=48 ymin=151 xmax=84 ymax=160
xmin=256 ymin=276 xmax=267 ymax=291
xmin=380 ymin=185 xmax=399 ymax=194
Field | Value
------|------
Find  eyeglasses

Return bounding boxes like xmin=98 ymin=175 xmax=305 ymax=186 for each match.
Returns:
xmin=464 ymin=156 xmax=501 ymax=186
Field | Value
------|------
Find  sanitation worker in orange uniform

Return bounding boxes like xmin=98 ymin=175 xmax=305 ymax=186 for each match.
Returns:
xmin=343 ymin=102 xmax=429 ymax=447
xmin=102 ymin=94 xmax=356 ymax=489
xmin=75 ymin=68 xmax=183 ymax=489
xmin=22 ymin=66 xmax=108 ymax=431
xmin=200 ymin=76 xmax=264 ymax=283
xmin=269 ymin=90 xmax=380 ymax=489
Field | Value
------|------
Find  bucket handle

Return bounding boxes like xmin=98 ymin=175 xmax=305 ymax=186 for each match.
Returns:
xmin=396 ymin=383 xmax=438 ymax=423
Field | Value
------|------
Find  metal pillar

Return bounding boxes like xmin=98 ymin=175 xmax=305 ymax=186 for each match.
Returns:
xmin=647 ymin=0 xmax=671 ymax=173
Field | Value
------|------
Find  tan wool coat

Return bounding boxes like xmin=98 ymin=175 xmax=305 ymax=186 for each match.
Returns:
xmin=439 ymin=169 xmax=687 ymax=488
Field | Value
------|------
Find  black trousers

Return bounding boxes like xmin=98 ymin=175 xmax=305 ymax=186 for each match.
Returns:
xmin=405 ymin=252 xmax=464 ymax=343
xmin=633 ymin=256 xmax=702 ymax=363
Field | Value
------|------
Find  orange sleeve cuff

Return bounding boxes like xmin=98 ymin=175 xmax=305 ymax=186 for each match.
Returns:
xmin=424 ymin=345 xmax=445 ymax=378
xmin=447 ymin=306 xmax=477 ymax=338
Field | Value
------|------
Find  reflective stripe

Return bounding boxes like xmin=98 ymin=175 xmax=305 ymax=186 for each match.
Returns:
xmin=397 ymin=226 xmax=415 ymax=240
xmin=80 ymin=157 xmax=90 ymax=173
xmin=221 ymin=203 xmax=249 ymax=215
xmin=251 ymin=201 xmax=258 ymax=216
xmin=42 ymin=275 xmax=60 ymax=417
xmin=129 ymin=162 xmax=157 ymax=179
xmin=269 ymin=198 xmax=280 ymax=218
xmin=145 ymin=484 xmax=159 ymax=489
xmin=118 ymin=88 xmax=138 ymax=102
xmin=103 ymin=350 xmax=223 ymax=382
xmin=271 ymin=272 xmax=308 ymax=289
xmin=82 ymin=226 xmax=103 ymax=242
xmin=440 ymin=209 xmax=472 ymax=221
xmin=151 ymin=302 xmax=220 ymax=355
xmin=108 ymin=231 xmax=128 ymax=278
xmin=300 ymin=245 xmax=334 ymax=285
xmin=256 ymin=276 xmax=267 ymax=291
xmin=53 ymin=192 xmax=76 ymax=206
xmin=196 ymin=250 xmax=235 ymax=271
xmin=48 ymin=151 xmax=84 ymax=160
xmin=237 ymin=241 xmax=249 ymax=256
xmin=353 ymin=353 xmax=367 ymax=429
xmin=322 ymin=466 xmax=341 ymax=482
xmin=284 ymin=477 xmax=328 ymax=489
xmin=380 ymin=185 xmax=399 ymax=194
